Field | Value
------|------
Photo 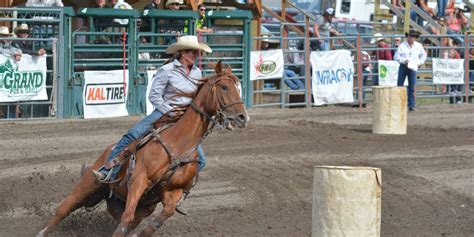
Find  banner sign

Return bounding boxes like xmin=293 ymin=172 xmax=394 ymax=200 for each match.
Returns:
xmin=310 ymin=50 xmax=354 ymax=105
xmin=250 ymin=49 xmax=284 ymax=81
xmin=83 ymin=70 xmax=129 ymax=119
xmin=146 ymin=70 xmax=156 ymax=115
xmin=378 ymin=60 xmax=408 ymax=86
xmin=0 ymin=54 xmax=47 ymax=102
xmin=432 ymin=58 xmax=464 ymax=85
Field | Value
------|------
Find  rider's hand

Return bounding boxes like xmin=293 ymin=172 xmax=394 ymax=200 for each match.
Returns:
xmin=170 ymin=107 xmax=186 ymax=117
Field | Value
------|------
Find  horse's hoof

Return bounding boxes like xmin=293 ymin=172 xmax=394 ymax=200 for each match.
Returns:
xmin=36 ymin=228 xmax=47 ymax=237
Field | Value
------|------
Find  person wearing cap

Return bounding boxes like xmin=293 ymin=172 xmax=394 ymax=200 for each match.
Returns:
xmin=394 ymin=30 xmax=427 ymax=111
xmin=92 ymin=35 xmax=212 ymax=184
xmin=313 ymin=7 xmax=341 ymax=51
xmin=160 ymin=0 xmax=186 ymax=46
xmin=0 ymin=26 xmax=19 ymax=57
xmin=13 ymin=23 xmax=46 ymax=56
xmin=370 ymin=33 xmax=392 ymax=86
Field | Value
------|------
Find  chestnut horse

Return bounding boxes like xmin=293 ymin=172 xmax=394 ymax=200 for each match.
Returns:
xmin=37 ymin=61 xmax=249 ymax=237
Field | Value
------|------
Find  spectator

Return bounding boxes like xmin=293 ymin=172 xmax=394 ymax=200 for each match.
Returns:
xmin=196 ymin=4 xmax=213 ymax=34
xmin=160 ymin=0 xmax=186 ymax=46
xmin=391 ymin=0 xmax=434 ymax=26
xmin=370 ymin=33 xmax=392 ymax=86
xmin=0 ymin=26 xmax=18 ymax=57
xmin=13 ymin=23 xmax=46 ymax=56
xmin=394 ymin=30 xmax=427 ymax=111
xmin=145 ymin=0 xmax=161 ymax=10
xmin=25 ymin=0 xmax=63 ymax=7
xmin=93 ymin=0 xmax=113 ymax=32
xmin=445 ymin=5 xmax=468 ymax=44
xmin=110 ymin=0 xmax=133 ymax=25
xmin=437 ymin=0 xmax=448 ymax=17
xmin=313 ymin=7 xmax=341 ymax=51
xmin=425 ymin=17 xmax=447 ymax=35
xmin=142 ymin=0 xmax=161 ymax=34
xmin=392 ymin=36 xmax=401 ymax=57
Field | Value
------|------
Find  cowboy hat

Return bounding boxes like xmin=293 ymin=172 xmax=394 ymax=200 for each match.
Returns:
xmin=370 ymin=33 xmax=385 ymax=44
xmin=405 ymin=30 xmax=420 ymax=38
xmin=165 ymin=35 xmax=212 ymax=54
xmin=0 ymin=26 xmax=12 ymax=36
xmin=323 ymin=7 xmax=335 ymax=16
xmin=165 ymin=0 xmax=182 ymax=7
xmin=14 ymin=23 xmax=30 ymax=34
xmin=261 ymin=34 xmax=279 ymax=44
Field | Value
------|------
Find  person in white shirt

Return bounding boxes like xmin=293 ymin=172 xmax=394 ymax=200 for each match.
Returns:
xmin=394 ymin=30 xmax=427 ymax=111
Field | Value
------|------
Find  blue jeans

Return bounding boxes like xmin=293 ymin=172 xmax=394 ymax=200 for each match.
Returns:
xmin=104 ymin=110 xmax=207 ymax=178
xmin=397 ymin=63 xmax=417 ymax=109
xmin=447 ymin=29 xmax=464 ymax=45
xmin=283 ymin=69 xmax=305 ymax=90
xmin=437 ymin=0 xmax=447 ymax=17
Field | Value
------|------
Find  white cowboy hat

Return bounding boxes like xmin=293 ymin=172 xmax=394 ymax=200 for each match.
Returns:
xmin=0 ymin=26 xmax=12 ymax=36
xmin=165 ymin=35 xmax=212 ymax=54
xmin=370 ymin=33 xmax=385 ymax=44
xmin=261 ymin=34 xmax=279 ymax=44
xmin=165 ymin=0 xmax=182 ymax=7
xmin=14 ymin=23 xmax=30 ymax=34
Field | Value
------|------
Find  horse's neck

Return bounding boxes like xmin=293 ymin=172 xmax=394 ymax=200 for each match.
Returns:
xmin=170 ymin=102 xmax=209 ymax=147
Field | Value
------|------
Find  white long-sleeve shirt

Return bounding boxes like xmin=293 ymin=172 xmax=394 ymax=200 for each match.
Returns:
xmin=394 ymin=41 xmax=427 ymax=71
xmin=148 ymin=59 xmax=202 ymax=115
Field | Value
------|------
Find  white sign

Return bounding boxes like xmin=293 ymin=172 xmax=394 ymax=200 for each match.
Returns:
xmin=0 ymin=54 xmax=47 ymax=102
xmin=83 ymin=70 xmax=129 ymax=119
xmin=146 ymin=70 xmax=156 ymax=115
xmin=432 ymin=58 xmax=464 ymax=85
xmin=378 ymin=60 xmax=407 ymax=86
xmin=250 ymin=49 xmax=284 ymax=81
xmin=310 ymin=50 xmax=354 ymax=105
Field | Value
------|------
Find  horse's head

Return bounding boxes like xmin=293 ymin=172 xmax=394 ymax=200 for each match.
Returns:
xmin=194 ymin=61 xmax=249 ymax=130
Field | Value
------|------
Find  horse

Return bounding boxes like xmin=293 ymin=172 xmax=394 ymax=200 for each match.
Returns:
xmin=37 ymin=61 xmax=249 ymax=237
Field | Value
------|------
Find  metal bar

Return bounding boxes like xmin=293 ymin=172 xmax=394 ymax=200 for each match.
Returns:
xmin=357 ymin=34 xmax=363 ymax=110
xmin=465 ymin=33 xmax=470 ymax=103
xmin=304 ymin=16 xmax=311 ymax=108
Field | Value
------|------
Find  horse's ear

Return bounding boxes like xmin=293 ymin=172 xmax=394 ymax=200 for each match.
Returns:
xmin=215 ymin=60 xmax=223 ymax=75
xmin=225 ymin=64 xmax=232 ymax=74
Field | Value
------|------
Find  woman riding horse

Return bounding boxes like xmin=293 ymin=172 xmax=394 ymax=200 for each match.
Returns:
xmin=92 ymin=35 xmax=212 ymax=184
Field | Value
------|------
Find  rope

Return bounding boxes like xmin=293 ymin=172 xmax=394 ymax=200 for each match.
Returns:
xmin=122 ymin=31 xmax=127 ymax=95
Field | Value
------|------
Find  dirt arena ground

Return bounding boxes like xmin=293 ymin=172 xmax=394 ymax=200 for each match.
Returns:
xmin=0 ymin=104 xmax=473 ymax=236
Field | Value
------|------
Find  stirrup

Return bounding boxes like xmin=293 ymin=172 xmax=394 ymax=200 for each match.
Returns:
xmin=91 ymin=168 xmax=120 ymax=184
xmin=175 ymin=192 xmax=189 ymax=215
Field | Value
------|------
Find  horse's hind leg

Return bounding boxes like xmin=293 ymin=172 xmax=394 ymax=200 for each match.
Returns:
xmin=37 ymin=166 xmax=103 ymax=237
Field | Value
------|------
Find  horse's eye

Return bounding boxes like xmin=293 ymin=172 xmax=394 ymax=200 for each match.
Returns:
xmin=221 ymin=85 xmax=228 ymax=91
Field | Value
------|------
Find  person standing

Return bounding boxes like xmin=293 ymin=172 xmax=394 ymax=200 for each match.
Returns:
xmin=313 ymin=7 xmax=341 ymax=51
xmin=196 ymin=4 xmax=213 ymax=34
xmin=394 ymin=30 xmax=427 ymax=111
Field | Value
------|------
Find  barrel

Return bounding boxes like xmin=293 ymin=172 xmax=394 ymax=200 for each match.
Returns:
xmin=372 ymin=86 xmax=407 ymax=134
xmin=312 ymin=166 xmax=382 ymax=237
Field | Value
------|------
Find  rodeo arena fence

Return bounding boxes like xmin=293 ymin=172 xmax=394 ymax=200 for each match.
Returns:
xmin=0 ymin=7 xmax=473 ymax=120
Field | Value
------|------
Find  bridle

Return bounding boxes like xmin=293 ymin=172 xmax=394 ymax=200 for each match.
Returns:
xmin=190 ymin=73 xmax=244 ymax=130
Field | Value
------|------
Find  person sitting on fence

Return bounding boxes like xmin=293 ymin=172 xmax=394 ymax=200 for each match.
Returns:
xmin=13 ymin=23 xmax=46 ymax=57
xmin=446 ymin=5 xmax=468 ymax=44
xmin=313 ymin=7 xmax=341 ymax=51
xmin=0 ymin=26 xmax=18 ymax=57
xmin=196 ymin=4 xmax=213 ymax=34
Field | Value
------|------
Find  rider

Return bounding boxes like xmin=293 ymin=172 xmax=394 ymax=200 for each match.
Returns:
xmin=92 ymin=35 xmax=212 ymax=183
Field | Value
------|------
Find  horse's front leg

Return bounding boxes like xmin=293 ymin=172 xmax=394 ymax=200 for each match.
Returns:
xmin=112 ymin=172 xmax=149 ymax=237
xmin=133 ymin=190 xmax=183 ymax=237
